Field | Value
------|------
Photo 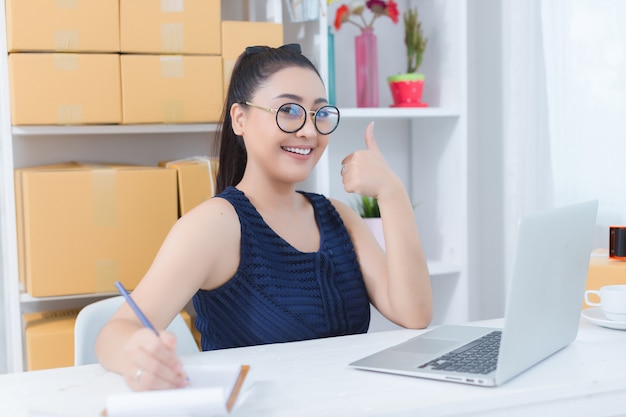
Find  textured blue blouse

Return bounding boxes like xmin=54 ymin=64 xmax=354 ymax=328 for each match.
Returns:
xmin=192 ymin=186 xmax=370 ymax=351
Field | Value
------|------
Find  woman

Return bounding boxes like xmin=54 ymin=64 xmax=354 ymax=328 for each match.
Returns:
xmin=95 ymin=44 xmax=432 ymax=391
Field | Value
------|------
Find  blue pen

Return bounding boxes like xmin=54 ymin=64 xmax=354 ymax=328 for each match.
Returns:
xmin=114 ymin=281 xmax=159 ymax=336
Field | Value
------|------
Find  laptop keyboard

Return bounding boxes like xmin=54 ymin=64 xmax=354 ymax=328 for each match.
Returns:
xmin=418 ymin=330 xmax=502 ymax=375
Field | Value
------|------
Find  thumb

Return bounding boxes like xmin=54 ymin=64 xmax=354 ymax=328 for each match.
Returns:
xmin=364 ymin=121 xmax=379 ymax=151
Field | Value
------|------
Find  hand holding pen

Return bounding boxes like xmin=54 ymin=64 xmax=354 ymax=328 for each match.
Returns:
xmin=115 ymin=281 xmax=189 ymax=390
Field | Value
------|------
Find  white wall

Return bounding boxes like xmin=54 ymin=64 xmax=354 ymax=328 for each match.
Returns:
xmin=0 ymin=238 xmax=6 ymax=374
xmin=467 ymin=1 xmax=507 ymax=320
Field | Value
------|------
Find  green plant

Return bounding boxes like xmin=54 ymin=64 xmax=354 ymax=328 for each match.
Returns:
xmin=404 ymin=7 xmax=427 ymax=73
xmin=355 ymin=194 xmax=422 ymax=218
xmin=355 ymin=195 xmax=380 ymax=218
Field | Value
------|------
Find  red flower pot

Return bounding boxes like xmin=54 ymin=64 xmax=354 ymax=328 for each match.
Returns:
xmin=387 ymin=73 xmax=428 ymax=107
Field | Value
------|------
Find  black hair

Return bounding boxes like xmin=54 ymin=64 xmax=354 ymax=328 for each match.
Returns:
xmin=214 ymin=44 xmax=322 ymax=194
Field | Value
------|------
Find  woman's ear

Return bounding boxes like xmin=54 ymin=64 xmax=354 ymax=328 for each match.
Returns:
xmin=230 ymin=103 xmax=246 ymax=136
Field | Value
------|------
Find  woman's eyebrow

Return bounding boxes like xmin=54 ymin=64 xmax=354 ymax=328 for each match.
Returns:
xmin=273 ymin=93 xmax=329 ymax=105
xmin=274 ymin=93 xmax=301 ymax=101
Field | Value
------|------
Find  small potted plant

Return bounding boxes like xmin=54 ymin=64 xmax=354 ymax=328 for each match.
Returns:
xmin=355 ymin=195 xmax=385 ymax=250
xmin=387 ymin=6 xmax=428 ymax=107
xmin=356 ymin=195 xmax=380 ymax=218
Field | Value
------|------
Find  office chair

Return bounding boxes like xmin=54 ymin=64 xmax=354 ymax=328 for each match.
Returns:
xmin=74 ymin=295 xmax=199 ymax=366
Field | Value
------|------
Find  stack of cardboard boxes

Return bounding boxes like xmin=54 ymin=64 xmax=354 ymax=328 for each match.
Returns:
xmin=6 ymin=0 xmax=284 ymax=125
xmin=119 ymin=0 xmax=223 ymax=123
xmin=6 ymin=1 xmax=284 ymax=370
xmin=6 ymin=0 xmax=122 ymax=125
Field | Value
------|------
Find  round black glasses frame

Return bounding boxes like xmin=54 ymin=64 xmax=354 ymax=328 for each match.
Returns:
xmin=243 ymin=102 xmax=340 ymax=135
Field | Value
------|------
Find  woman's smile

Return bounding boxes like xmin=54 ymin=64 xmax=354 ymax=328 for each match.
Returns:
xmin=281 ymin=145 xmax=313 ymax=156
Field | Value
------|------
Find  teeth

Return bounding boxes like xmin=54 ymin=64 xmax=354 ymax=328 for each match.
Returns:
xmin=282 ymin=146 xmax=312 ymax=155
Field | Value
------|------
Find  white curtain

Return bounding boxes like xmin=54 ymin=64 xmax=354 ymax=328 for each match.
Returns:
xmin=502 ymin=0 xmax=626 ymax=281
xmin=542 ymin=0 xmax=626 ymax=234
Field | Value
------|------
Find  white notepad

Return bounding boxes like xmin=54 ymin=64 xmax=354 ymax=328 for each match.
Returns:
xmin=104 ymin=364 xmax=251 ymax=417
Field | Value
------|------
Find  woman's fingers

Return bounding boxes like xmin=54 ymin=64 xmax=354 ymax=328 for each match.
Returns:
xmin=124 ymin=329 xmax=189 ymax=391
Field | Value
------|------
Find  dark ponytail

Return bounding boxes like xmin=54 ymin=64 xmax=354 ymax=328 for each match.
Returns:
xmin=213 ymin=44 xmax=321 ymax=194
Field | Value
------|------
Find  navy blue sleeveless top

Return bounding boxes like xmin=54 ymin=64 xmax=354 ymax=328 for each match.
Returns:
xmin=192 ymin=186 xmax=370 ymax=350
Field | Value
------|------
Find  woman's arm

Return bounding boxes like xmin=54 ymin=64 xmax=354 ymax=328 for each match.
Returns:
xmin=95 ymin=197 xmax=240 ymax=390
xmin=335 ymin=122 xmax=432 ymax=329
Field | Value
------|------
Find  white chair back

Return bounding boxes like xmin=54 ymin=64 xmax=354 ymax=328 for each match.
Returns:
xmin=74 ymin=296 xmax=199 ymax=366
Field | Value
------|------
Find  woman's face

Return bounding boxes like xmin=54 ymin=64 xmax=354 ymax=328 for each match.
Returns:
xmin=233 ymin=66 xmax=331 ymax=186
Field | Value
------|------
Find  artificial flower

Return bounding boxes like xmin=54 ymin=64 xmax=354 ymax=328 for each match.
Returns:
xmin=333 ymin=0 xmax=399 ymax=31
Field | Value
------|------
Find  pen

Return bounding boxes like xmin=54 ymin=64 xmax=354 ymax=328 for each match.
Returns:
xmin=114 ymin=281 xmax=159 ymax=336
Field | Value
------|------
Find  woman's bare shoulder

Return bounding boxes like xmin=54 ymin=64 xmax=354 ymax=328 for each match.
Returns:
xmin=169 ymin=196 xmax=240 ymax=244
xmin=329 ymin=197 xmax=360 ymax=222
xmin=182 ymin=196 xmax=237 ymax=222
xmin=162 ymin=196 xmax=241 ymax=289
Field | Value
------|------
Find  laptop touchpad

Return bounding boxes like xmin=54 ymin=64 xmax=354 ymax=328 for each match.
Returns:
xmin=393 ymin=337 xmax=460 ymax=354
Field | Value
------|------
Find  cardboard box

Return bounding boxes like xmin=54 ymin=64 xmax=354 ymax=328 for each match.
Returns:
xmin=24 ymin=308 xmax=197 ymax=371
xmin=120 ymin=0 xmax=221 ymax=54
xmin=15 ymin=162 xmax=178 ymax=297
xmin=161 ymin=157 xmax=219 ymax=216
xmin=584 ymin=252 xmax=626 ymax=308
xmin=24 ymin=309 xmax=80 ymax=371
xmin=221 ymin=21 xmax=284 ymax=96
xmin=14 ymin=163 xmax=77 ymax=288
xmin=8 ymin=53 xmax=121 ymax=125
xmin=121 ymin=55 xmax=223 ymax=124
xmin=5 ymin=0 xmax=119 ymax=52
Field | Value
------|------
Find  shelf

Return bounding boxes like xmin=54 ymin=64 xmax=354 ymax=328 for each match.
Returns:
xmin=10 ymin=107 xmax=461 ymax=137
xmin=12 ymin=124 xmax=218 ymax=136
xmin=9 ymin=108 xmax=459 ymax=137
xmin=339 ymin=107 xmax=461 ymax=119
xmin=427 ymin=261 xmax=461 ymax=276
xmin=19 ymin=292 xmax=119 ymax=314
xmin=20 ymin=292 xmax=118 ymax=303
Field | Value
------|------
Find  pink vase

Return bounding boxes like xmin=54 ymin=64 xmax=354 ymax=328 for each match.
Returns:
xmin=364 ymin=218 xmax=385 ymax=251
xmin=354 ymin=27 xmax=379 ymax=108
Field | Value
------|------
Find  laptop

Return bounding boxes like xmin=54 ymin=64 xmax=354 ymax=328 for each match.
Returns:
xmin=350 ymin=200 xmax=598 ymax=387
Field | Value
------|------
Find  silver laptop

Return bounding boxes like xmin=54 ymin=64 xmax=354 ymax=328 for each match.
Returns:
xmin=350 ymin=200 xmax=598 ymax=387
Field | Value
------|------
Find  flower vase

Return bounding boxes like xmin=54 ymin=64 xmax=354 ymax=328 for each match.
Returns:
xmin=354 ymin=27 xmax=379 ymax=108
xmin=364 ymin=218 xmax=385 ymax=251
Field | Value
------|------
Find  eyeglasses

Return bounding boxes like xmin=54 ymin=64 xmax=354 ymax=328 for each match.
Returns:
xmin=243 ymin=102 xmax=340 ymax=135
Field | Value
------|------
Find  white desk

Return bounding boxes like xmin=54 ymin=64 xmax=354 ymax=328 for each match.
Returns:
xmin=1 ymin=318 xmax=625 ymax=417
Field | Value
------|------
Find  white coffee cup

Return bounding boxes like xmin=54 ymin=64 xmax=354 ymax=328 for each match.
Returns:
xmin=585 ymin=285 xmax=626 ymax=321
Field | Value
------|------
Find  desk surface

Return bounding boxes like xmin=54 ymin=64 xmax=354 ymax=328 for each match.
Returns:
xmin=1 ymin=318 xmax=625 ymax=417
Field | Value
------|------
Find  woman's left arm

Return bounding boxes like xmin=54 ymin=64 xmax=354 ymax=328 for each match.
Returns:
xmin=336 ymin=122 xmax=432 ymax=329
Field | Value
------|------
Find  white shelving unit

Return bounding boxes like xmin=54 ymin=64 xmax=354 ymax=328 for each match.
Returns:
xmin=326 ymin=0 xmax=468 ymax=330
xmin=0 ymin=0 xmax=467 ymax=372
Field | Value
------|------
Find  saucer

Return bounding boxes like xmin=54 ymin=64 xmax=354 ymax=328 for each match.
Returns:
xmin=581 ymin=308 xmax=626 ymax=330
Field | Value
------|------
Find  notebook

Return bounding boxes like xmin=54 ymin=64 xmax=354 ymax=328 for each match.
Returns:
xmin=350 ymin=200 xmax=598 ymax=386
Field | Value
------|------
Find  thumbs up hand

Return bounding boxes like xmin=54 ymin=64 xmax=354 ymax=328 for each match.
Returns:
xmin=340 ymin=122 xmax=399 ymax=199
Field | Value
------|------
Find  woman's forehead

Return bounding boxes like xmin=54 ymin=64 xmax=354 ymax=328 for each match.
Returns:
xmin=255 ymin=66 xmax=326 ymax=101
